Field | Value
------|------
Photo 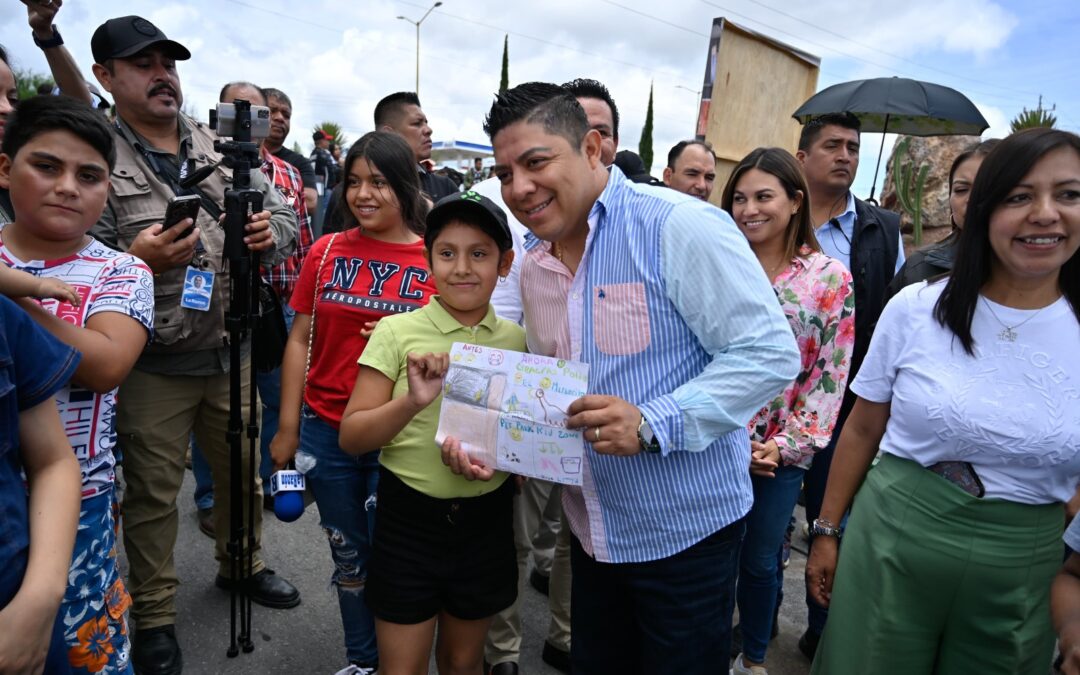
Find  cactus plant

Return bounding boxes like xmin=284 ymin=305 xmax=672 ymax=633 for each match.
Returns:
xmin=892 ymin=137 xmax=931 ymax=247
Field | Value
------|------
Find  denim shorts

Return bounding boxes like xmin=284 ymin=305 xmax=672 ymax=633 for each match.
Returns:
xmin=366 ymin=468 xmax=516 ymax=624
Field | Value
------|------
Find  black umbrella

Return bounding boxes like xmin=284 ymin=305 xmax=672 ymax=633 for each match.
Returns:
xmin=792 ymin=76 xmax=989 ymax=201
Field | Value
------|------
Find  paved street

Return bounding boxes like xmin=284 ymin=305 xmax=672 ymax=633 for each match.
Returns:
xmin=120 ymin=468 xmax=817 ymax=674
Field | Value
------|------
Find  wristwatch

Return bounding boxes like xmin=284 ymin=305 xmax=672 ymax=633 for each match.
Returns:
xmin=637 ymin=415 xmax=661 ymax=454
xmin=33 ymin=26 xmax=64 ymax=50
xmin=809 ymin=518 xmax=842 ymax=538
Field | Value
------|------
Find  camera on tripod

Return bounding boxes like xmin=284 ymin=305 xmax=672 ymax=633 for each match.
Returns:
xmin=211 ymin=101 xmax=271 ymax=141
xmin=207 ymin=100 xmax=265 ymax=263
xmin=206 ymin=97 xmax=267 ymax=659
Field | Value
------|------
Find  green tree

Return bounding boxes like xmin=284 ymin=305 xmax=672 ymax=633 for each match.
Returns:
xmin=292 ymin=141 xmax=303 ymax=155
xmin=14 ymin=67 xmax=53 ymax=101
xmin=499 ymin=35 xmax=509 ymax=94
xmin=638 ymin=82 xmax=654 ymax=172
xmin=314 ymin=121 xmax=349 ymax=150
xmin=1010 ymin=96 xmax=1057 ymax=132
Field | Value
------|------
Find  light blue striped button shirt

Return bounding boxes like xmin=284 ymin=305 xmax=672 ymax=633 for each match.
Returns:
xmin=524 ymin=167 xmax=800 ymax=563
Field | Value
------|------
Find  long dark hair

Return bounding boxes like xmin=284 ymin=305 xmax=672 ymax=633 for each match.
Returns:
xmin=934 ymin=127 xmax=1080 ymax=354
xmin=720 ymin=147 xmax=820 ymax=262
xmin=340 ymin=131 xmax=428 ymax=235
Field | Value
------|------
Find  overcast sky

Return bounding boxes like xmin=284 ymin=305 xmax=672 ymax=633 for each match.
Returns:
xmin=2 ymin=0 xmax=1077 ymax=197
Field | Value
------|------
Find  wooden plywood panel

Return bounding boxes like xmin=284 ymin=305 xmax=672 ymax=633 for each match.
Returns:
xmin=699 ymin=19 xmax=819 ymax=204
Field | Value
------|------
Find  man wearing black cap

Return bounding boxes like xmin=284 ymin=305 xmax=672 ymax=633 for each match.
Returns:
xmin=87 ymin=15 xmax=300 ymax=675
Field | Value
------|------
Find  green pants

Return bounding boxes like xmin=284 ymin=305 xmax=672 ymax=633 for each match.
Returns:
xmin=811 ymin=454 xmax=1063 ymax=675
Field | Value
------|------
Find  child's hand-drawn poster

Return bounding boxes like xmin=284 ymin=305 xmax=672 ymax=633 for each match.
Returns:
xmin=434 ymin=342 xmax=589 ymax=486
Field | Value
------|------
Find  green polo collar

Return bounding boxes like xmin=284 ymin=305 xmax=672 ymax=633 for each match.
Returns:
xmin=424 ymin=296 xmax=499 ymax=335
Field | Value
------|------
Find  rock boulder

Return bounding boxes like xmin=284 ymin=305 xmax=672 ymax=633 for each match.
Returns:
xmin=880 ymin=134 xmax=982 ymax=249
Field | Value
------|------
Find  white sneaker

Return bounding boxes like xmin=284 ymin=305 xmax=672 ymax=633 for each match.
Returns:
xmin=333 ymin=666 xmax=376 ymax=675
xmin=731 ymin=653 xmax=768 ymax=675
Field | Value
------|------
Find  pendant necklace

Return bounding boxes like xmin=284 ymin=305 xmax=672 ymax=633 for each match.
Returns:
xmin=765 ymin=258 xmax=789 ymax=281
xmin=981 ymin=296 xmax=1047 ymax=342
xmin=551 ymin=241 xmax=564 ymax=263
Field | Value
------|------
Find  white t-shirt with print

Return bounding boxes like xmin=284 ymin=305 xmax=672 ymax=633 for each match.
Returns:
xmin=852 ymin=280 xmax=1080 ymax=505
xmin=0 ymin=233 xmax=154 ymax=498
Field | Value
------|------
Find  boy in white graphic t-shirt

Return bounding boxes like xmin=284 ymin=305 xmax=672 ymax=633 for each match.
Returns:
xmin=0 ymin=95 xmax=153 ymax=674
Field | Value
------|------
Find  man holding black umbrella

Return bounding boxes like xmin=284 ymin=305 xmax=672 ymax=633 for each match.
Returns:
xmin=794 ymin=111 xmax=904 ymax=658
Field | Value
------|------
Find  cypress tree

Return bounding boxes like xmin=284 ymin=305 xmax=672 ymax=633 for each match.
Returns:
xmin=639 ymin=82 xmax=655 ymax=172
xmin=499 ymin=35 xmax=509 ymax=94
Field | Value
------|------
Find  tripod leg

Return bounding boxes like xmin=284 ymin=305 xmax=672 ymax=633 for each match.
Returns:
xmin=227 ymin=320 xmax=244 ymax=657
xmin=242 ymin=252 xmax=261 ymax=653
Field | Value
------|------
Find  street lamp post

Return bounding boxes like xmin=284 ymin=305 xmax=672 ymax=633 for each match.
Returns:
xmin=396 ymin=1 xmax=443 ymax=94
xmin=674 ymin=85 xmax=702 ymax=133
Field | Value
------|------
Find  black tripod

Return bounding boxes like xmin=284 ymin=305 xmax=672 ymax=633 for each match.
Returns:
xmin=210 ymin=100 xmax=264 ymax=658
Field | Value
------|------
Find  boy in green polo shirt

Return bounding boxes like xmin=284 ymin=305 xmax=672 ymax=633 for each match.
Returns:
xmin=339 ymin=190 xmax=524 ymax=673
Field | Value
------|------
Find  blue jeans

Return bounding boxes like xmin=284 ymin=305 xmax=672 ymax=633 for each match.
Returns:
xmin=193 ymin=306 xmax=294 ymax=510
xmin=569 ymin=518 xmax=745 ymax=674
xmin=192 ymin=434 xmax=214 ymax=511
xmin=737 ymin=464 xmax=806 ymax=662
xmin=299 ymin=406 xmax=379 ymax=666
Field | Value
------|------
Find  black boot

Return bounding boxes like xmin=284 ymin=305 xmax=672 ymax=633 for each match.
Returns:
xmin=132 ymin=624 xmax=182 ymax=675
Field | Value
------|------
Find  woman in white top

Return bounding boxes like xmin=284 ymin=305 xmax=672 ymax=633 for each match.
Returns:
xmin=805 ymin=127 xmax=1080 ymax=675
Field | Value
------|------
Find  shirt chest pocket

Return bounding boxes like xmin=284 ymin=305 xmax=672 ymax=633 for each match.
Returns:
xmin=110 ymin=166 xmax=159 ymax=243
xmin=591 ymin=282 xmax=651 ymax=356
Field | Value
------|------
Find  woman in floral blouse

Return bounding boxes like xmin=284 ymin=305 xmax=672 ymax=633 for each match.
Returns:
xmin=720 ymin=147 xmax=854 ymax=675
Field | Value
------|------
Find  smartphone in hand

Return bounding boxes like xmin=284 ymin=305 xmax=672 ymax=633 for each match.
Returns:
xmin=162 ymin=194 xmax=201 ymax=239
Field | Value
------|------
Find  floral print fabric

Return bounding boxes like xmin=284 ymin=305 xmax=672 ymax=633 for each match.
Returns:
xmin=748 ymin=248 xmax=855 ymax=469
xmin=64 ymin=489 xmax=132 ymax=674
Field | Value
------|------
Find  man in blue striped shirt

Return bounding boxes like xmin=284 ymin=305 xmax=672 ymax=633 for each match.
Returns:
xmin=478 ymin=82 xmax=800 ymax=672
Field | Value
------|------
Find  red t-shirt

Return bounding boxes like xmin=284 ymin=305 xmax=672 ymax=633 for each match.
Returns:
xmin=291 ymin=229 xmax=437 ymax=427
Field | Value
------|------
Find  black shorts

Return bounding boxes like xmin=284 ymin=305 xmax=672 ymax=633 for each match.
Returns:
xmin=366 ymin=467 xmax=517 ymax=624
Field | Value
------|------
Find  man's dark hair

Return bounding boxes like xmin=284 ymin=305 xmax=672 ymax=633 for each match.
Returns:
xmin=798 ymin=112 xmax=861 ymax=151
xmin=934 ymin=127 xmax=1080 ymax=355
xmin=374 ymin=92 xmax=422 ymax=128
xmin=667 ymin=139 xmax=716 ymax=169
xmin=263 ymin=87 xmax=291 ymax=108
xmin=562 ymin=77 xmax=619 ymax=142
xmin=2 ymin=95 xmax=116 ymax=170
xmin=341 ymin=131 xmax=429 ymax=236
xmin=36 ymin=82 xmax=54 ymax=96
xmin=483 ymin=82 xmax=589 ymax=150
xmin=218 ymin=81 xmax=267 ymax=105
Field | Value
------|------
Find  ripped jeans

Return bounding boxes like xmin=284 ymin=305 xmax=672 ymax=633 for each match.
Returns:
xmin=299 ymin=405 xmax=379 ymax=666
